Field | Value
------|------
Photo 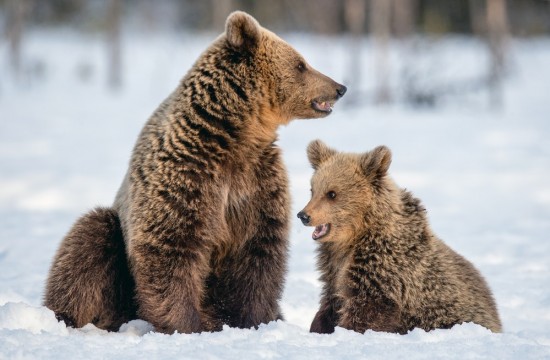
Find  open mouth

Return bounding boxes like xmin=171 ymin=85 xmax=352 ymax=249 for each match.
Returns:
xmin=312 ymin=223 xmax=330 ymax=240
xmin=312 ymin=100 xmax=334 ymax=114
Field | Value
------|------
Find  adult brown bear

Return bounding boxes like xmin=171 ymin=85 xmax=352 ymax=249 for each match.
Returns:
xmin=44 ymin=11 xmax=346 ymax=334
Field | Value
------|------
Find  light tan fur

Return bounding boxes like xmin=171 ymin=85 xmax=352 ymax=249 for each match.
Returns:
xmin=300 ymin=140 xmax=502 ymax=334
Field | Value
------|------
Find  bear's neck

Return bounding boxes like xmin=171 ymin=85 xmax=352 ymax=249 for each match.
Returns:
xmin=242 ymin=103 xmax=289 ymax=148
xmin=172 ymin=66 xmax=284 ymax=160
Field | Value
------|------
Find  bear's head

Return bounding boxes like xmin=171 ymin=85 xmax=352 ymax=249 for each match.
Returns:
xmin=297 ymin=140 xmax=397 ymax=244
xmin=222 ymin=11 xmax=346 ymax=125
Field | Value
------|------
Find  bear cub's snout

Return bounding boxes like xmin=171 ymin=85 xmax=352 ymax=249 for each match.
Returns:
xmin=297 ymin=211 xmax=310 ymax=225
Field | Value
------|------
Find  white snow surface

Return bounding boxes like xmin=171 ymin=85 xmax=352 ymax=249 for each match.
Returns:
xmin=1 ymin=31 xmax=549 ymax=359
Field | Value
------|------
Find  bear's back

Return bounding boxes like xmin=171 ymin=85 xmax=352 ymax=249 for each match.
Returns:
xmin=405 ymin=236 xmax=502 ymax=333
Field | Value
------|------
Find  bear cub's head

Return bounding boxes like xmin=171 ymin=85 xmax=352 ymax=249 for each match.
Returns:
xmin=224 ymin=11 xmax=347 ymax=121
xmin=297 ymin=140 xmax=395 ymax=243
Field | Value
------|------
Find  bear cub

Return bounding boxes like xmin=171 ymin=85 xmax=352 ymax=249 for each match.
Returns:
xmin=298 ymin=140 xmax=502 ymax=334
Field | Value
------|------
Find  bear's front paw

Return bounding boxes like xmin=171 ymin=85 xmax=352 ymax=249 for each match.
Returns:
xmin=310 ymin=309 xmax=336 ymax=334
xmin=338 ymin=313 xmax=367 ymax=334
xmin=155 ymin=306 xmax=205 ymax=334
xmin=201 ymin=308 xmax=223 ymax=332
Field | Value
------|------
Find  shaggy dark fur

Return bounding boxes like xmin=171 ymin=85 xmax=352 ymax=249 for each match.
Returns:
xmin=44 ymin=208 xmax=136 ymax=331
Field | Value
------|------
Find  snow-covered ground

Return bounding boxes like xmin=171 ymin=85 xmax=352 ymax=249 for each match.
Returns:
xmin=0 ymin=30 xmax=549 ymax=359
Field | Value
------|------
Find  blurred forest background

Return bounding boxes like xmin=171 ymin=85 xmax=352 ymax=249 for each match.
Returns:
xmin=1 ymin=0 xmax=549 ymax=107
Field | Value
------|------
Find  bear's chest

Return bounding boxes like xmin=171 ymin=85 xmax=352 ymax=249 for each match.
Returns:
xmin=220 ymin=160 xmax=261 ymax=229
xmin=205 ymin=170 xmax=262 ymax=274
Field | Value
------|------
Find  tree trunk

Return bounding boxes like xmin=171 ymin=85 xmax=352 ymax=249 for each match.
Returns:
xmin=107 ymin=0 xmax=122 ymax=89
xmin=468 ymin=0 xmax=485 ymax=36
xmin=344 ymin=0 xmax=366 ymax=102
xmin=486 ymin=0 xmax=509 ymax=108
xmin=392 ymin=0 xmax=416 ymax=38
xmin=7 ymin=0 xmax=30 ymax=80
xmin=370 ymin=0 xmax=392 ymax=104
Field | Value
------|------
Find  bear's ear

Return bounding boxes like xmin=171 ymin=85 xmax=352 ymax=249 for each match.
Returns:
xmin=307 ymin=140 xmax=337 ymax=170
xmin=360 ymin=146 xmax=392 ymax=179
xmin=225 ymin=11 xmax=261 ymax=53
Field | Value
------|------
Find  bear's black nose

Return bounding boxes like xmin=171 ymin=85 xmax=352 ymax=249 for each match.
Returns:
xmin=297 ymin=211 xmax=310 ymax=225
xmin=336 ymin=85 xmax=347 ymax=98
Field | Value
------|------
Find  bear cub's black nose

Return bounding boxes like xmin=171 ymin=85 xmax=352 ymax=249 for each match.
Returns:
xmin=336 ymin=85 xmax=347 ymax=98
xmin=297 ymin=211 xmax=310 ymax=225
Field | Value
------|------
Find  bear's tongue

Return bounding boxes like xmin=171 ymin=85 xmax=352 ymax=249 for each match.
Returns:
xmin=312 ymin=224 xmax=330 ymax=240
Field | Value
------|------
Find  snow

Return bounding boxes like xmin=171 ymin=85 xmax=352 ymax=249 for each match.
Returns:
xmin=1 ymin=30 xmax=550 ymax=359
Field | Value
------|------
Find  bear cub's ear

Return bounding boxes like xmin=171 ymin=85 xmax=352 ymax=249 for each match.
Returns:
xmin=225 ymin=11 xmax=261 ymax=52
xmin=307 ymin=140 xmax=337 ymax=170
xmin=360 ymin=146 xmax=392 ymax=179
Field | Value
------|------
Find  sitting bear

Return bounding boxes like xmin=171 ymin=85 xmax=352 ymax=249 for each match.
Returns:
xmin=44 ymin=12 xmax=346 ymax=334
xmin=297 ymin=140 xmax=502 ymax=334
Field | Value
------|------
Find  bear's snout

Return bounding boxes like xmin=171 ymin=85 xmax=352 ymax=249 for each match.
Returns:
xmin=297 ymin=211 xmax=310 ymax=225
xmin=336 ymin=85 xmax=347 ymax=98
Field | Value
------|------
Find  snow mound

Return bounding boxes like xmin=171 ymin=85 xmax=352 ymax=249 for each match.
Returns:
xmin=0 ymin=302 xmax=68 ymax=335
xmin=119 ymin=319 xmax=155 ymax=336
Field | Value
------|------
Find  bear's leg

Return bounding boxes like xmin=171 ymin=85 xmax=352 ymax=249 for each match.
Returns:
xmin=209 ymin=182 xmax=289 ymax=328
xmin=44 ymin=207 xmax=137 ymax=331
xmin=216 ymin=218 xmax=288 ymax=328
xmin=338 ymin=294 xmax=405 ymax=334
xmin=129 ymin=221 xmax=221 ymax=334
xmin=332 ymin=246 xmax=407 ymax=334
xmin=310 ymin=299 xmax=341 ymax=334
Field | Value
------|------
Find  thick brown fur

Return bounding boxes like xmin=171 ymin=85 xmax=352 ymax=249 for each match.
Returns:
xmin=43 ymin=208 xmax=137 ymax=331
xmin=299 ymin=140 xmax=502 ymax=335
xmin=44 ymin=11 xmax=345 ymax=333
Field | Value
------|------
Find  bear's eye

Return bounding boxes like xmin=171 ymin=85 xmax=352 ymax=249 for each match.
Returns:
xmin=327 ymin=191 xmax=336 ymax=199
xmin=297 ymin=61 xmax=306 ymax=73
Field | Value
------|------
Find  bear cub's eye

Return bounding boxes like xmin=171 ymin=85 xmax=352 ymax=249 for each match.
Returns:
xmin=327 ymin=191 xmax=336 ymax=199
xmin=297 ymin=61 xmax=306 ymax=73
